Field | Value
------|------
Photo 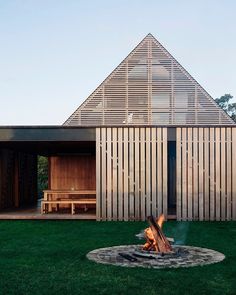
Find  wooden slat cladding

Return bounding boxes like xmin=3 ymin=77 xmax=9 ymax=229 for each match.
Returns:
xmin=96 ymin=127 xmax=168 ymax=221
xmin=49 ymin=155 xmax=96 ymax=191
xmin=65 ymin=34 xmax=234 ymax=126
xmin=49 ymin=155 xmax=96 ymax=211
xmin=176 ymin=127 xmax=236 ymax=221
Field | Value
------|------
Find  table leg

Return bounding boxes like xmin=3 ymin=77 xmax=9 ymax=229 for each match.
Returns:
xmin=49 ymin=194 xmax=52 ymax=212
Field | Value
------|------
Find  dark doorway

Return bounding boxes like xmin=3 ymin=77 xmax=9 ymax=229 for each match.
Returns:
xmin=168 ymin=141 xmax=176 ymax=216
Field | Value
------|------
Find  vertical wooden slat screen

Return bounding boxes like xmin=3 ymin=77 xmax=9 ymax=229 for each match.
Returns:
xmin=129 ymin=128 xmax=134 ymax=219
xmin=220 ymin=128 xmax=226 ymax=221
xmin=118 ymin=128 xmax=123 ymax=220
xmin=232 ymin=128 xmax=236 ymax=220
xmin=187 ymin=128 xmax=193 ymax=220
xmin=101 ymin=129 xmax=107 ymax=220
xmin=151 ymin=128 xmax=157 ymax=217
xmin=134 ymin=129 xmax=140 ymax=220
xmin=198 ymin=128 xmax=204 ymax=221
xmin=112 ymin=128 xmax=118 ymax=220
xmin=124 ymin=128 xmax=129 ymax=221
xmin=209 ymin=128 xmax=215 ymax=221
xmin=176 ymin=127 xmax=236 ymax=221
xmin=106 ymin=128 xmax=112 ymax=220
xmin=204 ymin=128 xmax=209 ymax=220
xmin=162 ymin=129 xmax=168 ymax=216
xmin=140 ymin=128 xmax=145 ymax=221
xmin=96 ymin=129 xmax=101 ymax=220
xmin=193 ymin=128 xmax=199 ymax=220
xmin=176 ymin=129 xmax=182 ymax=220
xmin=157 ymin=128 xmax=163 ymax=217
xmin=226 ymin=128 xmax=232 ymax=220
xmin=145 ymin=128 xmax=151 ymax=217
xmin=181 ymin=128 xmax=187 ymax=220
xmin=96 ymin=127 xmax=168 ymax=221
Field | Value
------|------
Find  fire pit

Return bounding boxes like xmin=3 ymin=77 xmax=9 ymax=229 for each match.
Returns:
xmin=87 ymin=215 xmax=225 ymax=269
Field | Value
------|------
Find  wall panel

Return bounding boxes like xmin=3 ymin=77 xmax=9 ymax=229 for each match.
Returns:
xmin=50 ymin=155 xmax=96 ymax=191
xmin=96 ymin=127 xmax=168 ymax=221
xmin=176 ymin=127 xmax=236 ymax=221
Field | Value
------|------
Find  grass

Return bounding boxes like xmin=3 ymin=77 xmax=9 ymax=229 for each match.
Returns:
xmin=0 ymin=221 xmax=235 ymax=295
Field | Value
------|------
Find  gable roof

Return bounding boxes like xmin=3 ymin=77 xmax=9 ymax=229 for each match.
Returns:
xmin=64 ymin=33 xmax=235 ymax=126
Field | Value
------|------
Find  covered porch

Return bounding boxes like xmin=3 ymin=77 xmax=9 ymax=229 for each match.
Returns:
xmin=0 ymin=126 xmax=96 ymax=219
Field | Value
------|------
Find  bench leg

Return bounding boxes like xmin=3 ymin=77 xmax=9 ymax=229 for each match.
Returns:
xmin=41 ymin=202 xmax=44 ymax=214
xmin=71 ymin=203 xmax=74 ymax=215
xmin=41 ymin=202 xmax=48 ymax=214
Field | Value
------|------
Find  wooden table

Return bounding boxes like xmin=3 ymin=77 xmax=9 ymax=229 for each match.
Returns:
xmin=41 ymin=190 xmax=96 ymax=215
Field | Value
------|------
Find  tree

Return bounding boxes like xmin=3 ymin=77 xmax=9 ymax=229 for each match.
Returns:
xmin=215 ymin=94 xmax=236 ymax=122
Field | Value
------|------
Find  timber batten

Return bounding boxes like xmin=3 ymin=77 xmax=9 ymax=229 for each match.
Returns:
xmin=96 ymin=127 xmax=168 ymax=221
xmin=176 ymin=127 xmax=236 ymax=221
xmin=64 ymin=34 xmax=233 ymax=126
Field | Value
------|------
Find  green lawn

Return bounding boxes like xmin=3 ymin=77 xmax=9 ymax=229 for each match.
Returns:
xmin=0 ymin=221 xmax=235 ymax=295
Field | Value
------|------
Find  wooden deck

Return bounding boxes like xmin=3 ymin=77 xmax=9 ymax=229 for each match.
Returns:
xmin=0 ymin=199 xmax=96 ymax=220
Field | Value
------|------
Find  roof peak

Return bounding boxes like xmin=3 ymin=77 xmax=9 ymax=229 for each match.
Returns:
xmin=144 ymin=33 xmax=156 ymax=39
xmin=64 ymin=33 xmax=235 ymax=126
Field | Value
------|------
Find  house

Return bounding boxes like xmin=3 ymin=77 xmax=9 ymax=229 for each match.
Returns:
xmin=0 ymin=34 xmax=235 ymax=221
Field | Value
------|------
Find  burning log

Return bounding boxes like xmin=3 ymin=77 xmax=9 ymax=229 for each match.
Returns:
xmin=143 ymin=214 xmax=173 ymax=253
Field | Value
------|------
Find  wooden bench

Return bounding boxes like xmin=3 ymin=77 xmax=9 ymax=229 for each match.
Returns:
xmin=43 ymin=190 xmax=96 ymax=200
xmin=41 ymin=190 xmax=96 ymax=215
xmin=41 ymin=199 xmax=96 ymax=215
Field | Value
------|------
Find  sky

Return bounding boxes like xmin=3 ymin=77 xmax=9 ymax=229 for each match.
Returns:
xmin=0 ymin=0 xmax=235 ymax=125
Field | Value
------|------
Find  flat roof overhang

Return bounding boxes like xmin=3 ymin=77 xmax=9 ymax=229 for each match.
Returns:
xmin=0 ymin=126 xmax=95 ymax=141
xmin=0 ymin=126 xmax=96 ymax=156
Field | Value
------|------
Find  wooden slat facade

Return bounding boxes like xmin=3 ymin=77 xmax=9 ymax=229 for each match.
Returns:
xmin=61 ymin=33 xmax=236 ymax=221
xmin=0 ymin=126 xmax=236 ymax=221
xmin=96 ymin=127 xmax=168 ymax=221
xmin=64 ymin=34 xmax=233 ymax=126
xmin=176 ymin=127 xmax=236 ymax=221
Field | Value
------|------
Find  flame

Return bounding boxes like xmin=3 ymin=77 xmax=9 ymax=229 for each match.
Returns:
xmin=157 ymin=213 xmax=165 ymax=228
xmin=142 ymin=214 xmax=172 ymax=253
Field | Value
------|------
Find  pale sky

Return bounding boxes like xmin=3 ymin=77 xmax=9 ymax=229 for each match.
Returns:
xmin=0 ymin=0 xmax=235 ymax=125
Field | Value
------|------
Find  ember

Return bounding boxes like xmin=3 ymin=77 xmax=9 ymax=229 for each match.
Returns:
xmin=143 ymin=214 xmax=173 ymax=253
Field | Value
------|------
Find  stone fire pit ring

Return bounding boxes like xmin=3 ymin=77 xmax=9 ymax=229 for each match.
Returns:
xmin=87 ymin=245 xmax=225 ymax=269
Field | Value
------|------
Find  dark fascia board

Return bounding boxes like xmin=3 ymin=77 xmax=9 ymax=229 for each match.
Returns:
xmin=0 ymin=126 xmax=95 ymax=141
xmin=65 ymin=124 xmax=236 ymax=128
xmin=0 ymin=124 xmax=235 ymax=142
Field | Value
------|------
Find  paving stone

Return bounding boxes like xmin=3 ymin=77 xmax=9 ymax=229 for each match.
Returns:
xmin=87 ymin=245 xmax=225 ymax=269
